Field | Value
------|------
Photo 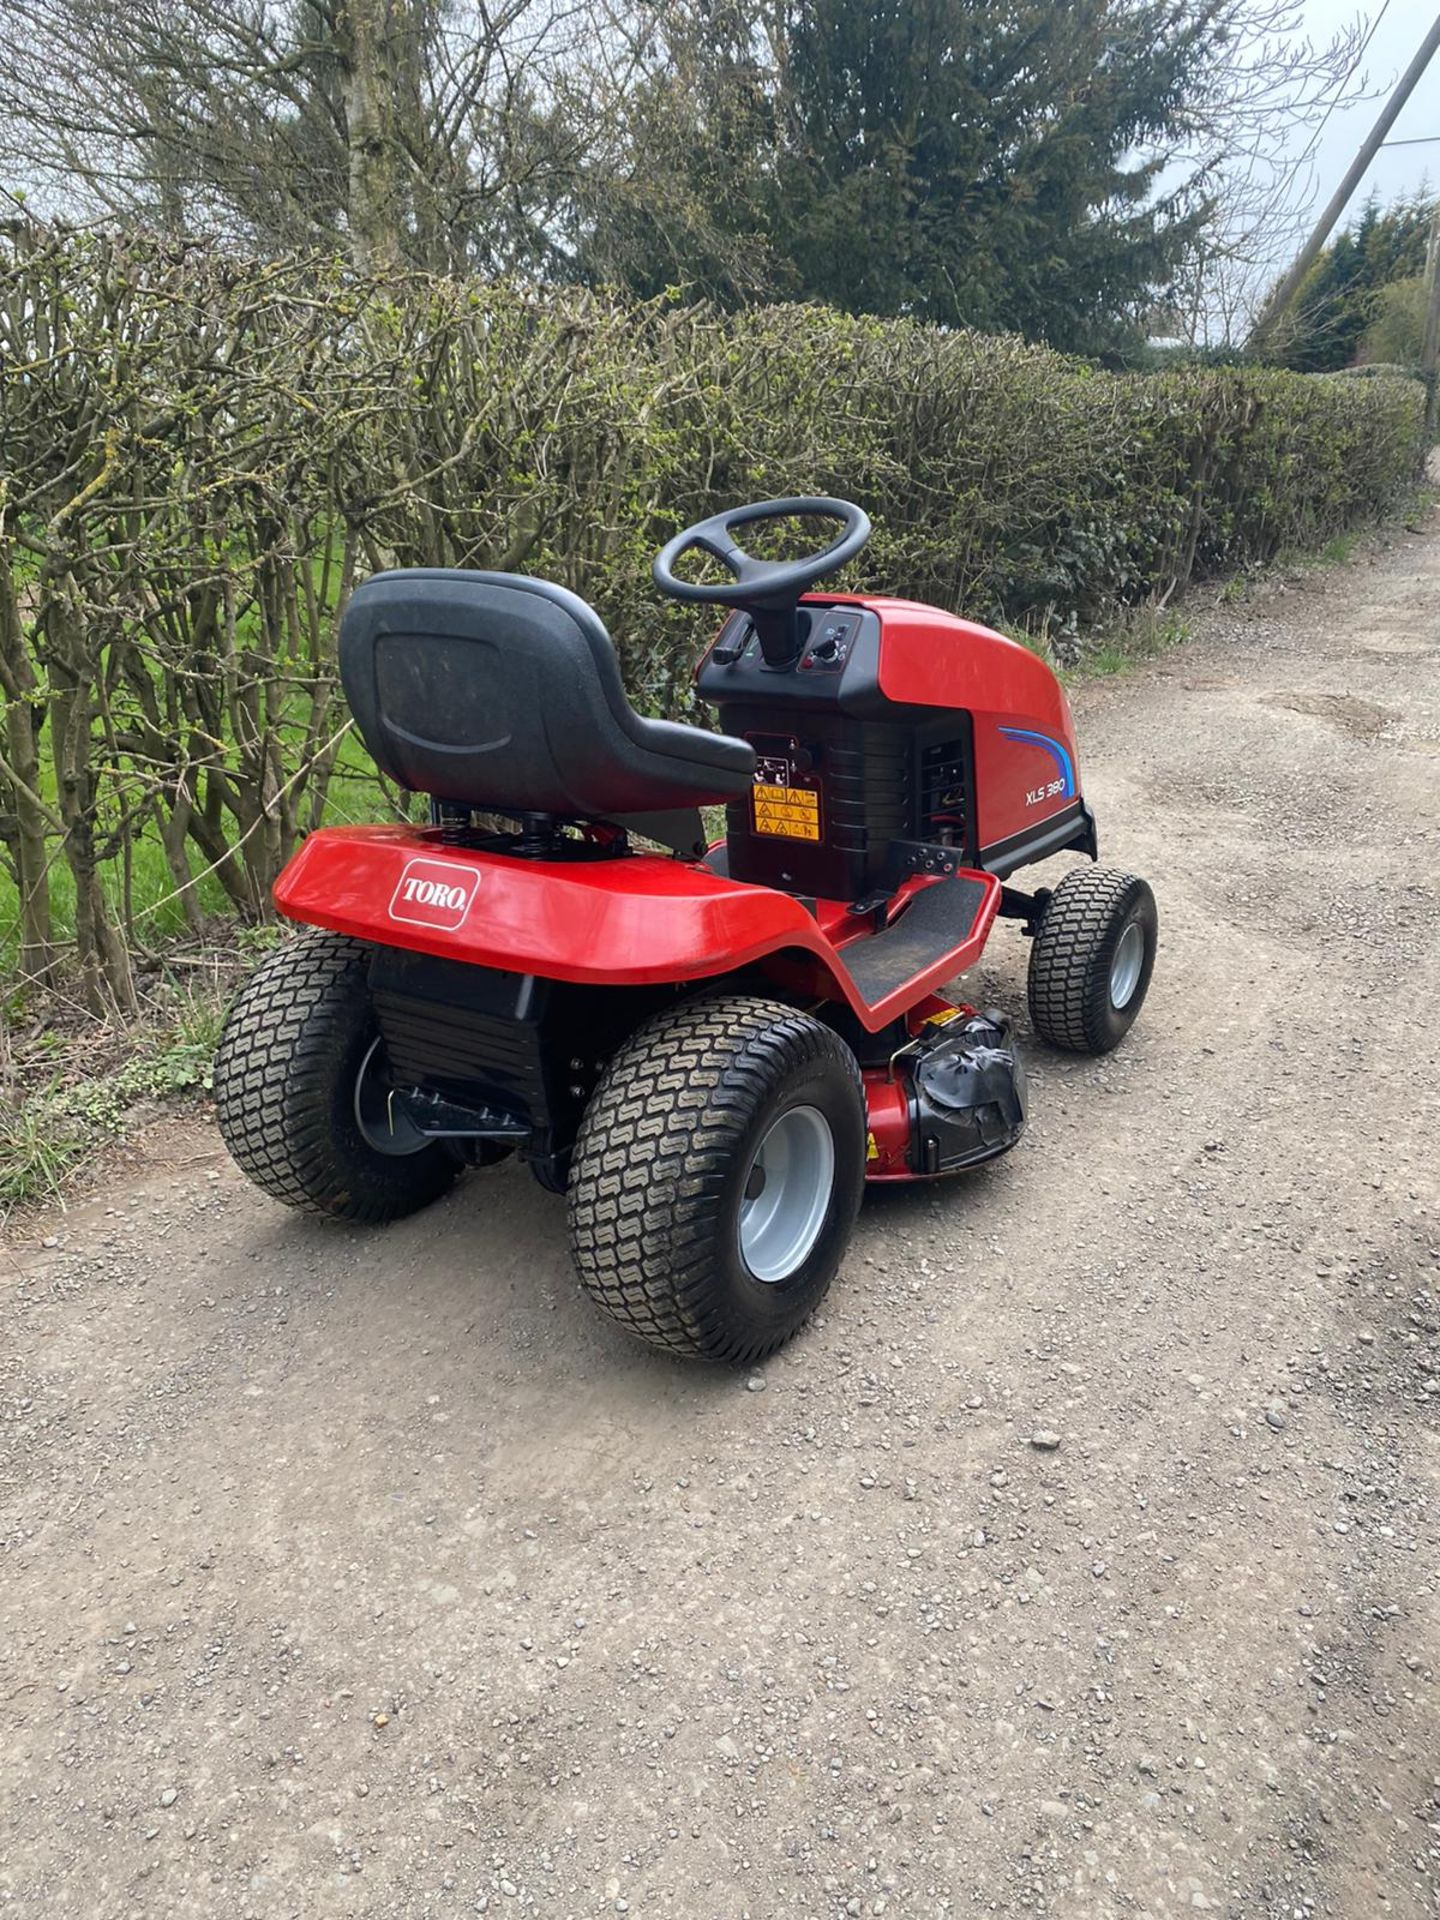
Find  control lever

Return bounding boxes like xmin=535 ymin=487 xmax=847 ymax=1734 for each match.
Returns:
xmin=711 ymin=624 xmax=747 ymax=665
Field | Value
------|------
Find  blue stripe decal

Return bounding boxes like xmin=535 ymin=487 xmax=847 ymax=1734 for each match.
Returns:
xmin=998 ymin=726 xmax=1075 ymax=797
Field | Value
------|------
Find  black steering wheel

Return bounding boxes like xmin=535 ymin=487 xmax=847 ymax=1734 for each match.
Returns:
xmin=653 ymin=496 xmax=871 ymax=605
xmin=653 ymin=497 xmax=871 ymax=665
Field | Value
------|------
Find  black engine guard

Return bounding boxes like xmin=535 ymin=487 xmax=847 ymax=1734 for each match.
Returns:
xmin=902 ymin=1010 xmax=1027 ymax=1175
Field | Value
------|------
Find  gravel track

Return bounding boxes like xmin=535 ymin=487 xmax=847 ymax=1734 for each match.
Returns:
xmin=3 ymin=522 xmax=1438 ymax=1918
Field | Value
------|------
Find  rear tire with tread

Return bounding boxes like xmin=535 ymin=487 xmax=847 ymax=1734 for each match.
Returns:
xmin=1027 ymin=866 xmax=1157 ymax=1054
xmin=568 ymin=995 xmax=865 ymax=1362
xmin=214 ymin=930 xmax=458 ymax=1223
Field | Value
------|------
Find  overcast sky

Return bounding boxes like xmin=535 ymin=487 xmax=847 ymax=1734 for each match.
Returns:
xmin=1301 ymin=3 xmax=1439 ymax=214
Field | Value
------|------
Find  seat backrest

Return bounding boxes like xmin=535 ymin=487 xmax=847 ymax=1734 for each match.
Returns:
xmin=338 ymin=570 xmax=754 ymax=819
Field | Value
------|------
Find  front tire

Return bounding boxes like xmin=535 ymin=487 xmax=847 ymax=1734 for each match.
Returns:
xmin=214 ymin=931 xmax=458 ymax=1222
xmin=567 ymin=996 xmax=865 ymax=1362
xmin=1027 ymin=866 xmax=1157 ymax=1054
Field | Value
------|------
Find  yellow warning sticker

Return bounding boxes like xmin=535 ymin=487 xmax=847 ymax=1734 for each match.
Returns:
xmin=923 ymin=1004 xmax=964 ymax=1027
xmin=752 ymin=784 xmax=821 ymax=842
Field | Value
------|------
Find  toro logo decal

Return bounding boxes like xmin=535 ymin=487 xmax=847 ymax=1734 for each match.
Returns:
xmin=388 ymin=857 xmax=479 ymax=932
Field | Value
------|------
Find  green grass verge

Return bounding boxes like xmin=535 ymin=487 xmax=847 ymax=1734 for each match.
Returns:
xmin=0 ymin=945 xmax=276 ymax=1221
xmin=0 ymin=742 xmax=398 ymax=978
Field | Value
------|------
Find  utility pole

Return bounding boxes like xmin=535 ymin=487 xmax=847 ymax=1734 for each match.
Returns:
xmin=1422 ymin=203 xmax=1440 ymax=434
xmin=1250 ymin=10 xmax=1440 ymax=352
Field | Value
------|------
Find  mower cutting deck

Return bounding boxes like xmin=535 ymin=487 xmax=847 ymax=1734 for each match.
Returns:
xmin=215 ymin=497 xmax=1157 ymax=1362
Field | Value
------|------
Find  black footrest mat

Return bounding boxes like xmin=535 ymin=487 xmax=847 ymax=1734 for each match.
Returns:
xmin=838 ymin=875 xmax=988 ymax=1008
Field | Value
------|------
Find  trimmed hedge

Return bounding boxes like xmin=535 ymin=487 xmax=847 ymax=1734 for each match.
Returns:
xmin=0 ymin=230 xmax=1427 ymax=1002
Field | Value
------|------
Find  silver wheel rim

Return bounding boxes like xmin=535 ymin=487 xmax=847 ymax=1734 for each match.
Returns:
xmin=738 ymin=1104 xmax=836 ymax=1284
xmin=1110 ymin=921 xmax=1145 ymax=1010
xmin=354 ymin=1035 xmax=431 ymax=1157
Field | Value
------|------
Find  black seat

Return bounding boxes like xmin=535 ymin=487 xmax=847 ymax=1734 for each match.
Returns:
xmin=339 ymin=570 xmax=756 ymax=823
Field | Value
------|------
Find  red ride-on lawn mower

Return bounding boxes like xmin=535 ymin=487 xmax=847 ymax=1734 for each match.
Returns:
xmin=215 ymin=499 xmax=1156 ymax=1362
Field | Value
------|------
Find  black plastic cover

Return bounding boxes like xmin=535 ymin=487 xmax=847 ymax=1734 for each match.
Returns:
xmin=906 ymin=1010 xmax=1027 ymax=1173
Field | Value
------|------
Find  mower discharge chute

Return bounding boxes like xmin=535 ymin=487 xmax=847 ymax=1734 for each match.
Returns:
xmin=215 ymin=498 xmax=1156 ymax=1362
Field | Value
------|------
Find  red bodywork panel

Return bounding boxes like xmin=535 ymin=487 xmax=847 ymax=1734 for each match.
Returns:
xmin=862 ymin=1069 xmax=913 ymax=1179
xmin=274 ymin=826 xmax=1000 ymax=1034
xmin=797 ymin=593 xmax=1084 ymax=857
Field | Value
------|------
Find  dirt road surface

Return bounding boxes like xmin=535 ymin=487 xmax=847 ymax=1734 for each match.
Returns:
xmin=4 ymin=524 xmax=1438 ymax=1920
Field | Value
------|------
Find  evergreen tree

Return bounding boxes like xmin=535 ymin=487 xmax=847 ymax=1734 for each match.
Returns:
xmin=768 ymin=0 xmax=1217 ymax=354
xmin=577 ymin=0 xmax=1252 ymax=357
xmin=1270 ymin=194 xmax=1435 ymax=373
